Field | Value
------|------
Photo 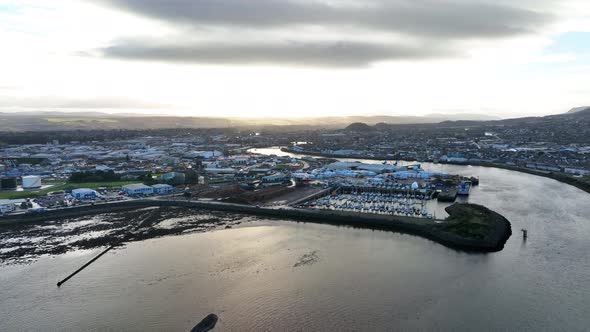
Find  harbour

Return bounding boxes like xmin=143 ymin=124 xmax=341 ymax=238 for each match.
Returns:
xmin=1 ymin=155 xmax=589 ymax=331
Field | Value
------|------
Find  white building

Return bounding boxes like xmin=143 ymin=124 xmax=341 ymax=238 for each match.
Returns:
xmin=151 ymin=184 xmax=174 ymax=195
xmin=71 ymin=188 xmax=98 ymax=200
xmin=122 ymin=183 xmax=154 ymax=196
xmin=0 ymin=199 xmax=16 ymax=214
xmin=22 ymin=175 xmax=42 ymax=189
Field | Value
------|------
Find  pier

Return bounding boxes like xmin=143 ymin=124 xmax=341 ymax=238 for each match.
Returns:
xmin=56 ymin=211 xmax=155 ymax=287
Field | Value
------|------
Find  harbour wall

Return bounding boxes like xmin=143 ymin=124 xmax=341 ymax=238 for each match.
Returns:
xmin=0 ymin=199 xmax=509 ymax=252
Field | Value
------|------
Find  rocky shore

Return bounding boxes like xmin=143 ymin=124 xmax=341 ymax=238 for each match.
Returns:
xmin=429 ymin=203 xmax=512 ymax=252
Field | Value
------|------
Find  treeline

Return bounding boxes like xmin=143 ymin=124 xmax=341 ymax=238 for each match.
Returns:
xmin=69 ymin=170 xmax=121 ymax=183
xmin=69 ymin=170 xmax=158 ymax=184
xmin=0 ymin=128 xmax=238 ymax=145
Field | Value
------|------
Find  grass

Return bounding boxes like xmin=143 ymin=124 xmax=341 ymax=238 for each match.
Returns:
xmin=441 ymin=205 xmax=491 ymax=239
xmin=0 ymin=181 xmax=140 ymax=200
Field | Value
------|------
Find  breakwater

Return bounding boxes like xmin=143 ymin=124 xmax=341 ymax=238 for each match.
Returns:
xmin=0 ymin=199 xmax=511 ymax=252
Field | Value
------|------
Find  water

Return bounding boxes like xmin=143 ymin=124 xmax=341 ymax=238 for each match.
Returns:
xmin=1 ymin=148 xmax=590 ymax=331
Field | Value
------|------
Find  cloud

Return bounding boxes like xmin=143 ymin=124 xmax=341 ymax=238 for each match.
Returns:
xmin=95 ymin=0 xmax=552 ymax=38
xmin=89 ymin=0 xmax=556 ymax=67
xmin=99 ymin=39 xmax=458 ymax=67
xmin=0 ymin=96 xmax=175 ymax=109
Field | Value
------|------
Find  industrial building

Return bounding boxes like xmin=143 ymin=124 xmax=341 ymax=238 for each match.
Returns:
xmin=0 ymin=199 xmax=16 ymax=214
xmin=22 ymin=175 xmax=42 ymax=189
xmin=122 ymin=183 xmax=154 ymax=196
xmin=1 ymin=177 xmax=17 ymax=190
xmin=152 ymin=184 xmax=174 ymax=195
xmin=326 ymin=161 xmax=406 ymax=173
xmin=71 ymin=188 xmax=98 ymax=200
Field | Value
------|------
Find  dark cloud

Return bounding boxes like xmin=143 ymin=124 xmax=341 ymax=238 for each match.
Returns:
xmin=90 ymin=0 xmax=555 ymax=67
xmin=100 ymin=40 xmax=457 ymax=67
xmin=95 ymin=0 xmax=552 ymax=38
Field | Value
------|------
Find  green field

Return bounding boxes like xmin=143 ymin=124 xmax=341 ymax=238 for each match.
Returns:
xmin=0 ymin=181 xmax=140 ymax=200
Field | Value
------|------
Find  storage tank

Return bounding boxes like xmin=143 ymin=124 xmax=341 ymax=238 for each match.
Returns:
xmin=22 ymin=175 xmax=42 ymax=189
xmin=1 ymin=177 xmax=17 ymax=190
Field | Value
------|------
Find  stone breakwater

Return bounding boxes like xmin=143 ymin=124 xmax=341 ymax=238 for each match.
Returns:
xmin=0 ymin=199 xmax=511 ymax=252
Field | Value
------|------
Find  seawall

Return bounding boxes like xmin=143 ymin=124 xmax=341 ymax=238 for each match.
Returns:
xmin=0 ymin=199 xmax=510 ymax=252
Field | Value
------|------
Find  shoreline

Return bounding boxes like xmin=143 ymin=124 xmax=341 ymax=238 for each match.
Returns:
xmin=277 ymin=147 xmax=590 ymax=195
xmin=0 ymin=199 xmax=511 ymax=253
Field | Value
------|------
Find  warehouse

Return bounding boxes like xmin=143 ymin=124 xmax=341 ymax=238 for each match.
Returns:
xmin=0 ymin=199 xmax=16 ymax=214
xmin=71 ymin=188 xmax=98 ymax=200
xmin=122 ymin=183 xmax=154 ymax=196
xmin=152 ymin=184 xmax=174 ymax=195
xmin=22 ymin=175 xmax=42 ymax=189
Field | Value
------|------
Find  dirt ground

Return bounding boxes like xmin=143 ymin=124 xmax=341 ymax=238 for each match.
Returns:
xmin=220 ymin=185 xmax=324 ymax=206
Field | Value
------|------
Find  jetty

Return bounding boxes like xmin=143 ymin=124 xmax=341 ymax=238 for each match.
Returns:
xmin=56 ymin=211 xmax=156 ymax=287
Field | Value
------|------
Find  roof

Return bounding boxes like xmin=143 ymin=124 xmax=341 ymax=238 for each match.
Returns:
xmin=152 ymin=184 xmax=173 ymax=188
xmin=72 ymin=188 xmax=96 ymax=193
xmin=122 ymin=183 xmax=152 ymax=190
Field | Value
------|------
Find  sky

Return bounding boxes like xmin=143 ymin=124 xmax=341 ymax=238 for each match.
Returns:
xmin=0 ymin=0 xmax=589 ymax=118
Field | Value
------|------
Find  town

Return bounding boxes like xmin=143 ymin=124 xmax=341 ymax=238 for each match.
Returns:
xmin=0 ymin=130 xmax=477 ymax=218
xmin=1 ymin=108 xmax=589 ymax=216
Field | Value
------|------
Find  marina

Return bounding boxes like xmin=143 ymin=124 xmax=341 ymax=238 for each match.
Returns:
xmin=299 ymin=192 xmax=436 ymax=219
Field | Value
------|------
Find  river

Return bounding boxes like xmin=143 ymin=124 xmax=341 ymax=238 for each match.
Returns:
xmin=1 ymin=147 xmax=589 ymax=331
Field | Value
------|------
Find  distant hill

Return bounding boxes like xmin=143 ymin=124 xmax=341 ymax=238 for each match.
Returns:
xmin=344 ymin=122 xmax=374 ymax=132
xmin=567 ymin=106 xmax=590 ymax=114
xmin=0 ymin=111 xmax=507 ymax=131
xmin=0 ymin=109 xmax=583 ymax=132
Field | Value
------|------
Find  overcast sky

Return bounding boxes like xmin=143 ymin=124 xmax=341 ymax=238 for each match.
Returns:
xmin=1 ymin=0 xmax=589 ymax=118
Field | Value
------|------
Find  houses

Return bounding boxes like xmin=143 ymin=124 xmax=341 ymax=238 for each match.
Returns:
xmin=121 ymin=183 xmax=154 ymax=196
